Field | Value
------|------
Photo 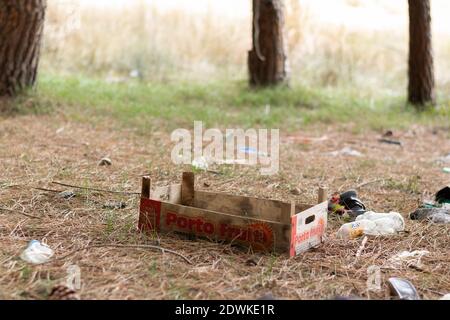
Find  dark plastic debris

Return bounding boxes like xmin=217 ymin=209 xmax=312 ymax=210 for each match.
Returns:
xmin=58 ymin=190 xmax=76 ymax=200
xmin=339 ymin=190 xmax=366 ymax=217
xmin=103 ymin=201 xmax=127 ymax=210
xmin=435 ymin=186 xmax=450 ymax=204
xmin=388 ymin=277 xmax=420 ymax=300
xmin=379 ymin=138 xmax=402 ymax=146
xmin=410 ymin=208 xmax=450 ymax=224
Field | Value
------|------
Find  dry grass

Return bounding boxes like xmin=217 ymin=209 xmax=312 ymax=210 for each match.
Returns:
xmin=0 ymin=113 xmax=449 ymax=300
xmin=40 ymin=0 xmax=450 ymax=93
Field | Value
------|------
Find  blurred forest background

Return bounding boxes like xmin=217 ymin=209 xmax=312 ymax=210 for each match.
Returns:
xmin=12 ymin=0 xmax=443 ymax=131
xmin=41 ymin=0 xmax=450 ymax=91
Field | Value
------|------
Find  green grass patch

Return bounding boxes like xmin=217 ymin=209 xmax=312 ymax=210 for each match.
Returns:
xmin=22 ymin=73 xmax=450 ymax=132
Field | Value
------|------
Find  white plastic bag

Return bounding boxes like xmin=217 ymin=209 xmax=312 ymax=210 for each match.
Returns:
xmin=337 ymin=211 xmax=405 ymax=239
xmin=355 ymin=211 xmax=405 ymax=235
xmin=20 ymin=240 xmax=54 ymax=264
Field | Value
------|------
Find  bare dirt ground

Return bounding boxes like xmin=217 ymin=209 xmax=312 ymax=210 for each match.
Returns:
xmin=0 ymin=114 xmax=449 ymax=300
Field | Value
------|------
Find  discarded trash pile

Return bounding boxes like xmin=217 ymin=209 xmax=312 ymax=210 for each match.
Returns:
xmin=409 ymin=186 xmax=450 ymax=224
xmin=328 ymin=190 xmax=405 ymax=239
xmin=329 ymin=186 xmax=450 ymax=242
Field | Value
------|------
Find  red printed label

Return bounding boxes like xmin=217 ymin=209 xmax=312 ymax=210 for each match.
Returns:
xmin=163 ymin=211 xmax=274 ymax=250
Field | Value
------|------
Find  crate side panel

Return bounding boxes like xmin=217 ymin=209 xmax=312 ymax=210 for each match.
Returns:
xmin=159 ymin=202 xmax=291 ymax=252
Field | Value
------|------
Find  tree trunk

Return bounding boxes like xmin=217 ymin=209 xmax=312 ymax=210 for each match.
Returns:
xmin=0 ymin=0 xmax=47 ymax=97
xmin=248 ymin=0 xmax=288 ymax=87
xmin=408 ymin=0 xmax=435 ymax=107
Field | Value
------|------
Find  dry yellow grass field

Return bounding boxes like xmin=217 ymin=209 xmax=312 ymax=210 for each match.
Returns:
xmin=42 ymin=0 xmax=450 ymax=93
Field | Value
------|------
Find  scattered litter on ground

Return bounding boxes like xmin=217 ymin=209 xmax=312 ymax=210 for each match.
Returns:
xmin=409 ymin=186 xmax=450 ymax=224
xmin=284 ymin=134 xmax=328 ymax=144
xmin=328 ymin=190 xmax=366 ymax=220
xmin=441 ymin=294 xmax=450 ymax=300
xmin=48 ymin=285 xmax=80 ymax=300
xmin=378 ymin=138 xmax=402 ymax=146
xmin=192 ymin=156 xmax=209 ymax=171
xmin=443 ymin=168 xmax=450 ymax=174
xmin=58 ymin=190 xmax=76 ymax=200
xmin=103 ymin=201 xmax=127 ymax=210
xmin=129 ymin=69 xmax=141 ymax=79
xmin=383 ymin=130 xmax=394 ymax=137
xmin=98 ymin=157 xmax=112 ymax=166
xmin=20 ymin=240 xmax=54 ymax=264
xmin=239 ymin=146 xmax=267 ymax=157
xmin=245 ymin=258 xmax=259 ymax=267
xmin=410 ymin=208 xmax=450 ymax=224
xmin=387 ymin=250 xmax=430 ymax=269
xmin=329 ymin=147 xmax=363 ymax=157
xmin=388 ymin=277 xmax=420 ymax=300
xmin=437 ymin=153 xmax=450 ymax=164
xmin=436 ymin=186 xmax=450 ymax=204
xmin=337 ymin=211 xmax=405 ymax=239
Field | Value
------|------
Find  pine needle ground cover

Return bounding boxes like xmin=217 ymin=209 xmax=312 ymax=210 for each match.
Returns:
xmin=1 ymin=93 xmax=448 ymax=299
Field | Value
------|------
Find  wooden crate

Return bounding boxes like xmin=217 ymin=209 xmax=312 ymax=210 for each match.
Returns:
xmin=138 ymin=172 xmax=328 ymax=256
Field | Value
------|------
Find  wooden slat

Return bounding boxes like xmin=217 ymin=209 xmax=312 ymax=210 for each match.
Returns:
xmin=181 ymin=172 xmax=195 ymax=206
xmin=141 ymin=176 xmax=151 ymax=199
xmin=318 ymin=186 xmax=327 ymax=204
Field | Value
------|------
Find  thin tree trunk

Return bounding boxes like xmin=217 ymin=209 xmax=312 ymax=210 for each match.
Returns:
xmin=0 ymin=0 xmax=47 ymax=97
xmin=408 ymin=0 xmax=435 ymax=107
xmin=248 ymin=0 xmax=289 ymax=87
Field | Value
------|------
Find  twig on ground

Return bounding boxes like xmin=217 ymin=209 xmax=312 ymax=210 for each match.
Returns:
xmin=0 ymin=206 xmax=42 ymax=219
xmin=32 ymin=187 xmax=62 ymax=193
xmin=356 ymin=179 xmax=384 ymax=189
xmin=54 ymin=243 xmax=193 ymax=265
xmin=354 ymin=236 xmax=368 ymax=262
xmin=52 ymin=181 xmax=141 ymax=195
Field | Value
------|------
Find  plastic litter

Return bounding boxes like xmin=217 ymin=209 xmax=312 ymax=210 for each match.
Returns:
xmin=336 ymin=220 xmax=376 ymax=239
xmin=329 ymin=147 xmax=363 ymax=157
xmin=20 ymin=240 xmax=54 ymax=264
xmin=103 ymin=201 xmax=127 ymax=210
xmin=440 ymin=294 xmax=450 ymax=300
xmin=98 ymin=157 xmax=112 ymax=166
xmin=328 ymin=190 xmax=366 ymax=219
xmin=239 ymin=147 xmax=267 ymax=157
xmin=337 ymin=211 xmax=405 ymax=239
xmin=437 ymin=153 xmax=450 ymax=164
xmin=388 ymin=277 xmax=420 ymax=300
xmin=379 ymin=138 xmax=402 ymax=146
xmin=435 ymin=186 xmax=450 ymax=204
xmin=58 ymin=190 xmax=76 ymax=200
xmin=410 ymin=208 xmax=450 ymax=224
xmin=191 ymin=156 xmax=209 ymax=171
xmin=387 ymin=250 xmax=430 ymax=268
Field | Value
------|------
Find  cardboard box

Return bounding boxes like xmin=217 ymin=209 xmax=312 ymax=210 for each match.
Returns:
xmin=138 ymin=172 xmax=328 ymax=256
